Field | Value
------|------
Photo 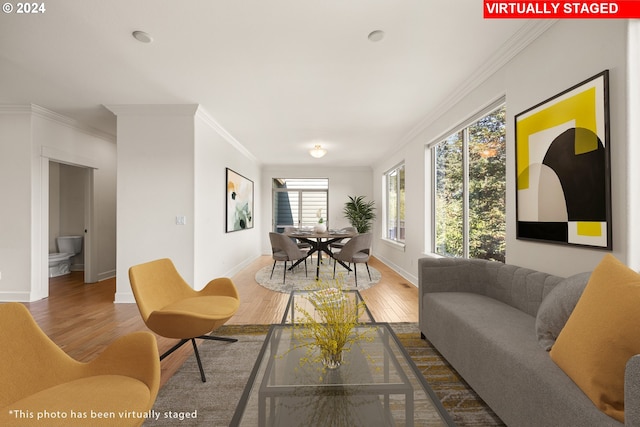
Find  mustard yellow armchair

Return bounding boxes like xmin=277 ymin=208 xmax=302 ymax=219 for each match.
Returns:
xmin=0 ymin=302 xmax=159 ymax=427
xmin=128 ymin=258 xmax=240 ymax=382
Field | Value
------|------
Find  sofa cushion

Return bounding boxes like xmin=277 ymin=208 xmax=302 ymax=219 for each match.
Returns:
xmin=0 ymin=375 xmax=152 ymax=426
xmin=535 ymin=271 xmax=590 ymax=351
xmin=550 ymin=254 xmax=640 ymax=423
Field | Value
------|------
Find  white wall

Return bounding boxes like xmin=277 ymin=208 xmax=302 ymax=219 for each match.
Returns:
xmin=0 ymin=109 xmax=33 ymax=301
xmin=193 ymin=110 xmax=262 ymax=288
xmin=505 ymin=20 xmax=633 ymax=274
xmin=112 ymin=105 xmax=263 ymax=301
xmin=0 ymin=105 xmax=117 ymax=301
xmin=112 ymin=105 xmax=197 ymax=301
xmin=260 ymin=165 xmax=373 ymax=254
xmin=373 ymin=19 xmax=638 ymax=283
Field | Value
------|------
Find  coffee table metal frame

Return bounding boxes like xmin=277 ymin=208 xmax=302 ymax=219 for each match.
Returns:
xmin=230 ymin=322 xmax=456 ymax=426
xmin=280 ymin=289 xmax=375 ymax=324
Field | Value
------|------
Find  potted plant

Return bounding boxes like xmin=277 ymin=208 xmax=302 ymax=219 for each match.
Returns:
xmin=343 ymin=196 xmax=376 ymax=233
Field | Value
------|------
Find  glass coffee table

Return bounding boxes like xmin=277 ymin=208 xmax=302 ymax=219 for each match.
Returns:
xmin=230 ymin=322 xmax=456 ymax=426
xmin=280 ymin=289 xmax=375 ymax=324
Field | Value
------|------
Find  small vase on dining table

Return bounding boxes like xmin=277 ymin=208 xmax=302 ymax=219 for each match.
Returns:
xmin=314 ymin=221 xmax=327 ymax=233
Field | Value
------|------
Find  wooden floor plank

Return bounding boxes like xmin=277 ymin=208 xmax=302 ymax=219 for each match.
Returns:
xmin=20 ymin=255 xmax=417 ymax=387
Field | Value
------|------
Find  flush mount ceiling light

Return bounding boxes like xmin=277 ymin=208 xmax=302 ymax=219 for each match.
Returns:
xmin=132 ymin=30 xmax=153 ymax=43
xmin=309 ymin=144 xmax=327 ymax=158
xmin=368 ymin=30 xmax=385 ymax=42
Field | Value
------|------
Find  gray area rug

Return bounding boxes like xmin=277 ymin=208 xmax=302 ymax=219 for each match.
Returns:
xmin=145 ymin=324 xmax=503 ymax=427
xmin=255 ymin=260 xmax=381 ymax=293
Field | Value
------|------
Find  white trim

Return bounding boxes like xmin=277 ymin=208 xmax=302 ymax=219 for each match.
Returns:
xmin=196 ymin=107 xmax=260 ymax=164
xmin=426 ymin=96 xmax=506 ymax=149
xmin=0 ymin=104 xmax=116 ymax=142
xmin=114 ymin=293 xmax=137 ymax=304
xmin=42 ymin=146 xmax=100 ymax=169
xmin=373 ymin=254 xmax=417 ymax=287
xmin=375 ymin=20 xmax=556 ymax=166
xmin=381 ymin=238 xmax=405 ymax=251
xmin=0 ymin=291 xmax=33 ymax=302
xmin=105 ymin=104 xmax=199 ymax=117
xmin=98 ymin=270 xmax=116 ymax=281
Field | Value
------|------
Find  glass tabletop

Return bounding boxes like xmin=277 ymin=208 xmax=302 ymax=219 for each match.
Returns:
xmin=230 ymin=323 xmax=456 ymax=427
xmin=281 ymin=289 xmax=375 ymax=324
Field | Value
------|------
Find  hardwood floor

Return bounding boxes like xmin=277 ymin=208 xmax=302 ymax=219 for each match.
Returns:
xmin=22 ymin=256 xmax=418 ymax=387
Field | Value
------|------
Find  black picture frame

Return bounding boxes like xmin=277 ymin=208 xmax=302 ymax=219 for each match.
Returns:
xmin=226 ymin=168 xmax=254 ymax=232
xmin=514 ymin=70 xmax=611 ymax=250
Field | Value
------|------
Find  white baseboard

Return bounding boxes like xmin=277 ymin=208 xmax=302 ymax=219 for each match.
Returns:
xmin=223 ymin=254 xmax=262 ymax=278
xmin=114 ymin=292 xmax=136 ymax=304
xmin=0 ymin=291 xmax=35 ymax=302
xmin=98 ymin=270 xmax=116 ymax=281
xmin=374 ymin=255 xmax=418 ymax=287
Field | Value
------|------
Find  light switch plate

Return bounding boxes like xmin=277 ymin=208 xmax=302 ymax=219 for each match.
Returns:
xmin=176 ymin=216 xmax=186 ymax=225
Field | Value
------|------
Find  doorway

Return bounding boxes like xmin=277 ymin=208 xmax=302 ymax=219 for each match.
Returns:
xmin=41 ymin=157 xmax=97 ymax=298
xmin=49 ymin=162 xmax=86 ymax=278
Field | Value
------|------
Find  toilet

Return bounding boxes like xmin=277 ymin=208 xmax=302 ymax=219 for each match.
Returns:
xmin=48 ymin=236 xmax=83 ymax=278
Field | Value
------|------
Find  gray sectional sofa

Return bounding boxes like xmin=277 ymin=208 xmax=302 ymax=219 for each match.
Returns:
xmin=418 ymin=257 xmax=640 ymax=427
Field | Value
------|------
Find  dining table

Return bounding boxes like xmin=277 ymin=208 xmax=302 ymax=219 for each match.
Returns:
xmin=284 ymin=229 xmax=358 ymax=280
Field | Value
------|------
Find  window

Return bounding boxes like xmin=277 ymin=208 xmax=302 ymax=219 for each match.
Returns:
xmin=273 ymin=178 xmax=328 ymax=232
xmin=385 ymin=164 xmax=405 ymax=243
xmin=433 ymin=105 xmax=506 ymax=262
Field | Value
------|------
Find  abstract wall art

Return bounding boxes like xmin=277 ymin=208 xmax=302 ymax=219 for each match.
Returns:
xmin=515 ymin=70 xmax=611 ymax=249
xmin=226 ymin=168 xmax=254 ymax=232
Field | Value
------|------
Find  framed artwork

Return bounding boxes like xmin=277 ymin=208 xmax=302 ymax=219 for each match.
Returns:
xmin=515 ymin=70 xmax=611 ymax=249
xmin=226 ymin=168 xmax=254 ymax=232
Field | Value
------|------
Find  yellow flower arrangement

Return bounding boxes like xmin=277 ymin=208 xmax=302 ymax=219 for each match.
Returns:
xmin=289 ymin=276 xmax=373 ymax=370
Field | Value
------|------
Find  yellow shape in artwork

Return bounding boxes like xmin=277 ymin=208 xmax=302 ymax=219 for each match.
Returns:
xmin=517 ymin=87 xmax=598 ymax=190
xmin=577 ymin=222 xmax=602 ymax=237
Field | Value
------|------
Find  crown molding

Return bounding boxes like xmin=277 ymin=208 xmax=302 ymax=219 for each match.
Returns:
xmin=0 ymin=104 xmax=116 ymax=142
xmin=195 ymin=107 xmax=260 ymax=164
xmin=393 ymin=20 xmax=557 ymax=153
xmin=104 ymin=104 xmax=199 ymax=117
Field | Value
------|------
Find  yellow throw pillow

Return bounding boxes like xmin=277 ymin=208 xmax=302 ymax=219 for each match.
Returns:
xmin=550 ymin=254 xmax=640 ymax=422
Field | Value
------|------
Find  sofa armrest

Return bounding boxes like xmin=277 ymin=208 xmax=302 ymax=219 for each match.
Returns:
xmin=418 ymin=257 xmax=488 ymax=294
xmin=625 ymin=354 xmax=640 ymax=426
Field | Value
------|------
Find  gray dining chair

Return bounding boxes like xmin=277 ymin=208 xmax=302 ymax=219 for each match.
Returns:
xmin=283 ymin=226 xmax=312 ymax=250
xmin=332 ymin=232 xmax=372 ymax=287
xmin=269 ymin=232 xmax=308 ymax=284
xmin=329 ymin=226 xmax=357 ymax=252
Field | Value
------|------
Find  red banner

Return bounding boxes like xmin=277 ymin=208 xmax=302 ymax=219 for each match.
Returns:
xmin=484 ymin=1 xmax=640 ymax=18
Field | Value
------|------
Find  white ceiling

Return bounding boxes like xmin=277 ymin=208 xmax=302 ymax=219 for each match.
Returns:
xmin=0 ymin=1 xmax=543 ymax=166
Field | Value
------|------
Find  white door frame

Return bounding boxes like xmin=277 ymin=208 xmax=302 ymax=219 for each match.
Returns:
xmin=40 ymin=148 xmax=98 ymax=298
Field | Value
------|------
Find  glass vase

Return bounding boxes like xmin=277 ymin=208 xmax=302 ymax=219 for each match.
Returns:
xmin=321 ymin=350 xmax=343 ymax=370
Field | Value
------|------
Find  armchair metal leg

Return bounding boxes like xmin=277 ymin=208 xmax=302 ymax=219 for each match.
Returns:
xmin=270 ymin=260 xmax=277 ymax=279
xmin=159 ymin=338 xmax=189 ymax=361
xmin=191 ymin=338 xmax=206 ymax=382
xmin=160 ymin=335 xmax=238 ymax=383
xmin=365 ymin=262 xmax=372 ymax=281
xmin=199 ymin=334 xmax=238 ymax=343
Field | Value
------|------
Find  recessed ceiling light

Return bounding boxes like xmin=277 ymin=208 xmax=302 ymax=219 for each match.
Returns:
xmin=132 ymin=30 xmax=153 ymax=43
xmin=368 ymin=30 xmax=385 ymax=42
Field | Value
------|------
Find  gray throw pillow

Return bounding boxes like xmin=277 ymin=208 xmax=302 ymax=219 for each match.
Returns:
xmin=535 ymin=272 xmax=591 ymax=351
